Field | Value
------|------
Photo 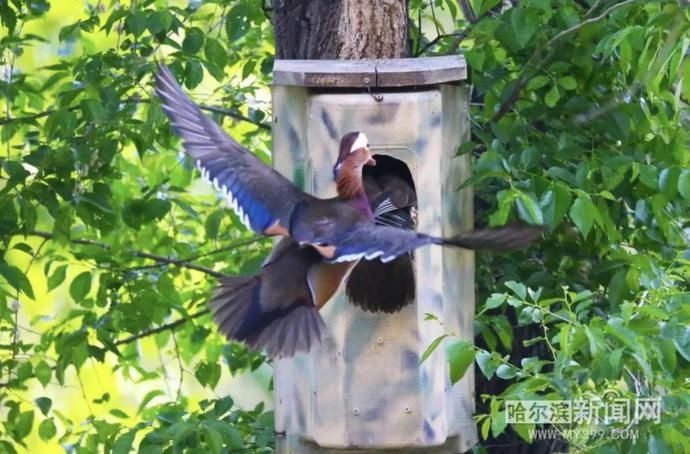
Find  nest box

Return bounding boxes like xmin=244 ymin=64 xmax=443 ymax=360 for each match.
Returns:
xmin=270 ymin=56 xmax=476 ymax=453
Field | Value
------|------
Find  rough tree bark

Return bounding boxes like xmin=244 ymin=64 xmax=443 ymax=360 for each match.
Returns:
xmin=272 ymin=3 xmax=561 ymax=454
xmin=273 ymin=0 xmax=408 ymax=59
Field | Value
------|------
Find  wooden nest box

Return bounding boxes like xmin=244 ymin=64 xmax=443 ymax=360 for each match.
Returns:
xmin=270 ymin=56 xmax=476 ymax=453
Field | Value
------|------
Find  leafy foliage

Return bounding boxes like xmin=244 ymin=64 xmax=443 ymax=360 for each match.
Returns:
xmin=1 ymin=0 xmax=273 ymax=451
xmin=419 ymin=0 xmax=690 ymax=451
xmin=1 ymin=0 xmax=689 ymax=452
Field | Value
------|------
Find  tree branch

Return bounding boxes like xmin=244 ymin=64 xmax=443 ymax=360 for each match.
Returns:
xmin=126 ymin=236 xmax=265 ymax=272
xmin=0 ymin=98 xmax=271 ymax=130
xmin=418 ymin=28 xmax=472 ymax=55
xmin=198 ymin=104 xmax=271 ymax=130
xmin=457 ymin=0 xmax=477 ymax=24
xmin=490 ymin=0 xmax=640 ymax=124
xmin=113 ymin=309 xmax=210 ymax=346
xmin=26 ymin=230 xmax=229 ymax=278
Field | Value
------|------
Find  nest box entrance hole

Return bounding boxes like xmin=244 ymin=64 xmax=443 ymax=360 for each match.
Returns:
xmin=346 ymin=155 xmax=418 ymax=314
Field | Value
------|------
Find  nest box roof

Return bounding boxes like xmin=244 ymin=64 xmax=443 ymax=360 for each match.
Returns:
xmin=272 ymin=55 xmax=467 ymax=88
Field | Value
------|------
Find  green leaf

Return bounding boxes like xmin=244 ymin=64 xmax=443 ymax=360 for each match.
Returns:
xmin=484 ymin=293 xmax=506 ymax=310
xmin=47 ymin=264 xmax=67 ymax=292
xmin=672 ymin=326 xmax=690 ymax=362
xmin=527 ymin=75 xmax=550 ymax=90
xmin=558 ymin=76 xmax=577 ymax=90
xmin=513 ymin=422 xmax=535 ymax=442
xmin=491 ymin=407 xmax=507 ymax=437
xmin=511 ymin=7 xmax=537 ymax=48
xmin=170 ymin=421 xmax=196 ymax=444
xmin=0 ymin=264 xmax=35 ymax=299
xmin=505 ymin=281 xmax=527 ymax=299
xmin=110 ymin=408 xmax=129 ymax=419
xmin=147 ymin=10 xmax=173 ymax=35
xmin=202 ymin=423 xmax=223 ymax=454
xmin=14 ymin=410 xmax=34 ymax=440
xmin=183 ymin=27 xmax=205 ymax=54
xmin=38 ymin=418 xmax=57 ymax=441
xmin=493 ymin=316 xmax=514 ymax=350
xmin=125 ymin=10 xmax=146 ymax=37
xmin=496 ymin=364 xmax=517 ymax=379
xmin=0 ymin=2 xmax=18 ymax=33
xmin=69 ymin=271 xmax=92 ymax=301
xmin=678 ymin=169 xmax=690 ymax=201
xmin=195 ymin=362 xmax=221 ymax=389
xmin=205 ymin=209 xmax=224 ymax=239
xmin=544 ymin=85 xmax=560 ymax=107
xmin=476 ymin=350 xmax=497 ymax=379
xmin=489 ymin=189 xmax=516 ymax=226
xmin=480 ymin=417 xmax=491 ymax=440
xmin=35 ymin=360 xmax=51 ymax=387
xmin=446 ymin=340 xmax=476 ymax=384
xmin=655 ymin=339 xmax=677 ymax=374
xmin=605 ymin=318 xmax=637 ymax=349
xmin=542 ymin=183 xmax=572 ymax=228
xmin=34 ymin=397 xmax=52 ymax=416
xmin=81 ymin=98 xmax=107 ymax=122
xmin=421 ymin=335 xmax=448 ymax=364
xmin=137 ymin=389 xmax=164 ymax=415
xmin=205 ymin=38 xmax=227 ymax=69
xmin=213 ymin=396 xmax=235 ymax=416
xmin=226 ymin=5 xmax=251 ymax=41
xmin=569 ymin=195 xmax=599 ymax=238
xmin=113 ymin=430 xmax=137 ymax=454
xmin=185 ymin=60 xmax=204 ymax=89
xmin=218 ymin=424 xmax=244 ymax=449
xmin=515 ymin=192 xmax=544 ymax=225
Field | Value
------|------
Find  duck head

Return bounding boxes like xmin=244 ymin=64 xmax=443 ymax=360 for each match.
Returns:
xmin=332 ymin=131 xmax=376 ymax=180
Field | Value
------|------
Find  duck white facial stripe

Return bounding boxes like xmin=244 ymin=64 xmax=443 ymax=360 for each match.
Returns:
xmin=381 ymin=255 xmax=397 ymax=263
xmin=350 ymin=132 xmax=368 ymax=153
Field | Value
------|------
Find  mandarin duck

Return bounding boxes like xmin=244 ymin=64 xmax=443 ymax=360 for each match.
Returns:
xmin=154 ymin=64 xmax=543 ymax=357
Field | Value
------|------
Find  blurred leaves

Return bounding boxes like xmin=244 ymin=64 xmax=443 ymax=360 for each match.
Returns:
xmin=421 ymin=0 xmax=690 ymax=451
xmin=1 ymin=0 xmax=273 ymax=451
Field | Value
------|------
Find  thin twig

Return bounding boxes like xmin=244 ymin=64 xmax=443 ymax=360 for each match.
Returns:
xmin=76 ymin=369 xmax=95 ymax=417
xmin=457 ymin=0 xmax=477 ymax=24
xmin=0 ymin=98 xmax=271 ymax=130
xmin=26 ymin=230 xmax=227 ymax=278
xmin=429 ymin=0 xmax=442 ymax=37
xmin=172 ymin=329 xmax=183 ymax=402
xmin=418 ymin=30 xmax=470 ymax=55
xmin=114 ymin=309 xmax=210 ymax=347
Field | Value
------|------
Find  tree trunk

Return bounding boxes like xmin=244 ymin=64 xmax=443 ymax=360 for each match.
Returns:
xmin=273 ymin=0 xmax=408 ymax=59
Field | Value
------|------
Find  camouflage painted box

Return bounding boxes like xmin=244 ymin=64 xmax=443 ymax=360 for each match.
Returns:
xmin=270 ymin=56 xmax=476 ymax=453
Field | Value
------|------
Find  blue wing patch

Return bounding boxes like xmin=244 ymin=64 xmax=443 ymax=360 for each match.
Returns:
xmin=197 ymin=159 xmax=275 ymax=232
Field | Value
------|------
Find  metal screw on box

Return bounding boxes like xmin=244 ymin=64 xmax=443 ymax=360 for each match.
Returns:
xmin=271 ymin=55 xmax=476 ymax=453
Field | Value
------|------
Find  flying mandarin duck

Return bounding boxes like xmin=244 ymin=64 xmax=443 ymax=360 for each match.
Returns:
xmin=154 ymin=64 xmax=542 ymax=357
